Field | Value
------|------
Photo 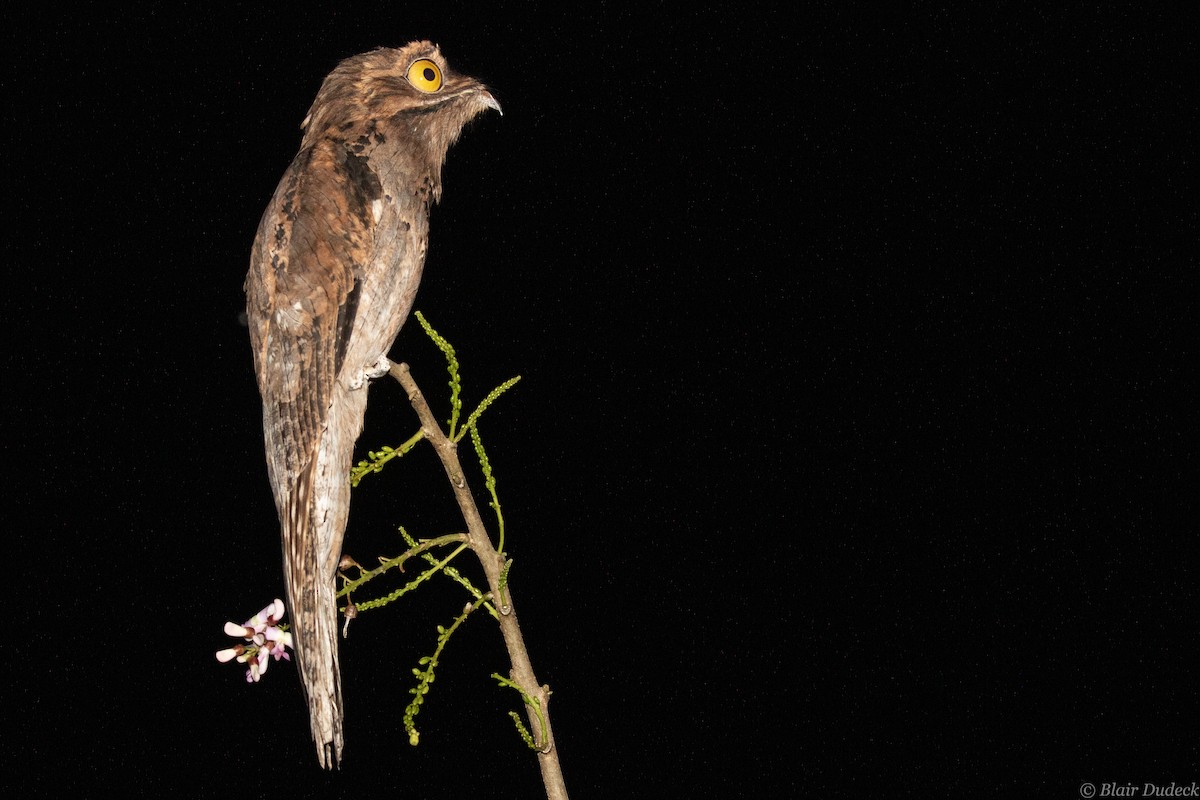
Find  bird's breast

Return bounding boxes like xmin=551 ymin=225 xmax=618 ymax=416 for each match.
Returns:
xmin=335 ymin=190 xmax=429 ymax=390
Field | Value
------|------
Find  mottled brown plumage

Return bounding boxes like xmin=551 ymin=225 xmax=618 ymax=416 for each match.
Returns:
xmin=245 ymin=42 xmax=498 ymax=768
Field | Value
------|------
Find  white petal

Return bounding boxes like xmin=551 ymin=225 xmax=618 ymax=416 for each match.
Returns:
xmin=224 ymin=621 xmax=248 ymax=637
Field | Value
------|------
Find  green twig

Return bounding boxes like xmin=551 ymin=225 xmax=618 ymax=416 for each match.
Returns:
xmin=400 ymin=528 xmax=499 ymax=620
xmin=403 ymin=596 xmax=489 ymax=745
xmin=416 ymin=311 xmax=462 ymax=438
xmin=337 ymin=531 xmax=466 ymax=599
xmin=498 ymin=558 xmax=513 ymax=611
xmin=492 ymin=672 xmax=549 ymax=751
xmin=342 ymin=541 xmax=470 ymax=613
xmin=349 ymin=429 xmax=426 ymax=486
xmin=455 ymin=376 xmax=521 ymax=444
xmin=469 ymin=423 xmax=508 ymax=556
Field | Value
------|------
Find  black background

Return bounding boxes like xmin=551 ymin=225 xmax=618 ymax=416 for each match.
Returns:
xmin=2 ymin=4 xmax=1193 ymax=797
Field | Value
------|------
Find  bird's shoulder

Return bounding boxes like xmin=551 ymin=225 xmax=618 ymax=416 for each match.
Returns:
xmin=247 ymin=131 xmax=386 ymax=329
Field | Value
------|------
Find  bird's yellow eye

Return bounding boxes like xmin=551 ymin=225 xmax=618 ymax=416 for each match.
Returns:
xmin=407 ymin=59 xmax=443 ymax=93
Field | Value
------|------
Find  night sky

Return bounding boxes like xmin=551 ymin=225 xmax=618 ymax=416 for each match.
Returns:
xmin=3 ymin=5 xmax=1193 ymax=797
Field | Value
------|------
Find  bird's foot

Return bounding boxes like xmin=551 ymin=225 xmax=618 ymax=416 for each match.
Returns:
xmin=365 ymin=354 xmax=392 ymax=378
xmin=349 ymin=355 xmax=392 ymax=390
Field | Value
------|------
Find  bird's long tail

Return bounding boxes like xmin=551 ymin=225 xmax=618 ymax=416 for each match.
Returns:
xmin=267 ymin=378 xmax=366 ymax=768
xmin=281 ymin=453 xmax=345 ymax=769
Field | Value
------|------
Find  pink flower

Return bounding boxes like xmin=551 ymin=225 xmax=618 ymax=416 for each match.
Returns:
xmin=215 ymin=599 xmax=293 ymax=683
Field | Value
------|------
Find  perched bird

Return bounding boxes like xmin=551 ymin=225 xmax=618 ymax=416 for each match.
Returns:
xmin=244 ymin=42 xmax=498 ymax=768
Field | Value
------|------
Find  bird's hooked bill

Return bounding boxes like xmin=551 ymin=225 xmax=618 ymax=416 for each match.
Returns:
xmin=479 ymin=91 xmax=502 ymax=116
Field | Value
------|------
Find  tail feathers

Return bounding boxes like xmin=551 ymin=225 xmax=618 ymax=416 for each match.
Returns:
xmin=299 ymin=581 xmax=344 ymax=769
xmin=282 ymin=460 xmax=346 ymax=769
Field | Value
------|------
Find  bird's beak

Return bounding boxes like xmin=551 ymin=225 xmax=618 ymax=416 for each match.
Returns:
xmin=478 ymin=90 xmax=502 ymax=116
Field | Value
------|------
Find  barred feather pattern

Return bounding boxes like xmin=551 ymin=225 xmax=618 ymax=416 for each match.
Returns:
xmin=245 ymin=42 xmax=498 ymax=768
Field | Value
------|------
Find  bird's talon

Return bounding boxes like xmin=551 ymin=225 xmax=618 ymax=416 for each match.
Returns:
xmin=365 ymin=355 xmax=391 ymax=379
xmin=349 ymin=356 xmax=392 ymax=390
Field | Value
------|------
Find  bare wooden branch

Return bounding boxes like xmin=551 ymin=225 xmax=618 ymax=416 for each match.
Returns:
xmin=389 ymin=361 xmax=569 ymax=800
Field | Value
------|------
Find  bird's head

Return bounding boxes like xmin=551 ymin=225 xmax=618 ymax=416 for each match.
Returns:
xmin=299 ymin=41 xmax=500 ymax=169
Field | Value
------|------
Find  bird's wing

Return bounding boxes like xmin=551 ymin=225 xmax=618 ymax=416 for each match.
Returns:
xmin=246 ymin=135 xmax=383 ymax=485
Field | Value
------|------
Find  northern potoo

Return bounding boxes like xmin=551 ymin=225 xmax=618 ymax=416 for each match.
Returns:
xmin=244 ymin=43 xmax=498 ymax=768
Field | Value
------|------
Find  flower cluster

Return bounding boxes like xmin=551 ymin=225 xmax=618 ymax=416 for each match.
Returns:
xmin=215 ymin=598 xmax=294 ymax=683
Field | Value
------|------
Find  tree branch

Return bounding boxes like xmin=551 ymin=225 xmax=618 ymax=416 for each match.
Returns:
xmin=389 ymin=361 xmax=569 ymax=800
